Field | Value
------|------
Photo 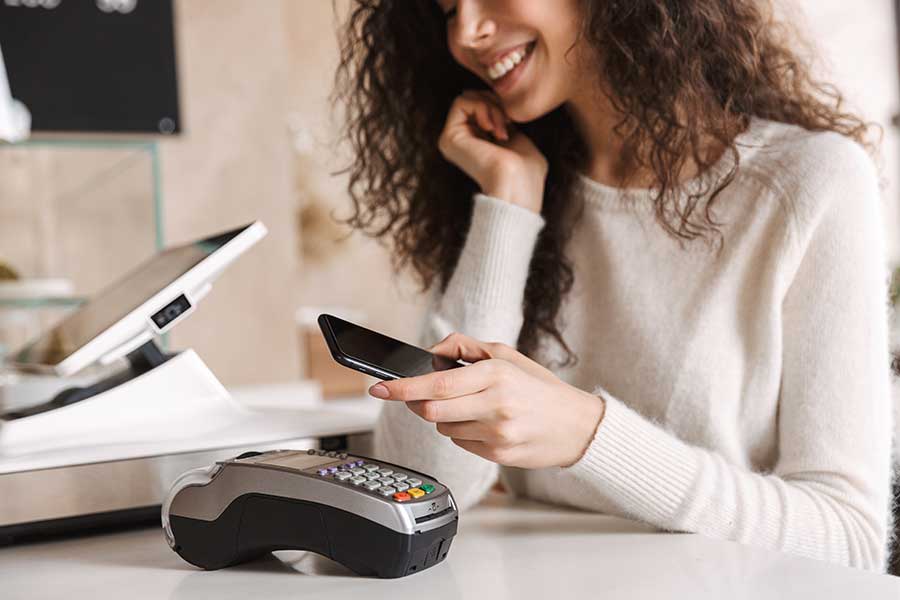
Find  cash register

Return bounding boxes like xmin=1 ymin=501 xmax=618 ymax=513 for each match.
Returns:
xmin=0 ymin=222 xmax=374 ymax=543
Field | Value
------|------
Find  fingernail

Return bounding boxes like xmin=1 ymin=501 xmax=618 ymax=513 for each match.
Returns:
xmin=369 ymin=384 xmax=390 ymax=399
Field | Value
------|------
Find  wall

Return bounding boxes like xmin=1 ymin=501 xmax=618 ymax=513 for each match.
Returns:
xmin=159 ymin=0 xmax=302 ymax=385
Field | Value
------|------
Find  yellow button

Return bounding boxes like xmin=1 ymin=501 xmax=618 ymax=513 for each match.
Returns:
xmin=407 ymin=487 xmax=425 ymax=498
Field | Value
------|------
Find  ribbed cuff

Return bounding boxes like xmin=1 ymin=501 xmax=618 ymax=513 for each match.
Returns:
xmin=444 ymin=193 xmax=545 ymax=309
xmin=562 ymin=387 xmax=700 ymax=525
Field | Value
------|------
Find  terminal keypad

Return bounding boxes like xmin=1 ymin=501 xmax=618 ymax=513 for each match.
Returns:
xmin=312 ymin=456 xmax=439 ymax=503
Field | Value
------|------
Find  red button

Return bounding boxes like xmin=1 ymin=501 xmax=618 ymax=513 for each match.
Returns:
xmin=392 ymin=492 xmax=412 ymax=502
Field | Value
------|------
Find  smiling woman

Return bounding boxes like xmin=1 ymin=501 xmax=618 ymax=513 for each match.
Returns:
xmin=332 ymin=0 xmax=895 ymax=573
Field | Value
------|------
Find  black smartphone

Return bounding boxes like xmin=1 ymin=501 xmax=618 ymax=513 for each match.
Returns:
xmin=317 ymin=313 xmax=465 ymax=380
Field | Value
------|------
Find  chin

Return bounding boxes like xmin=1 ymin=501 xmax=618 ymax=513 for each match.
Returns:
xmin=504 ymin=99 xmax=553 ymax=124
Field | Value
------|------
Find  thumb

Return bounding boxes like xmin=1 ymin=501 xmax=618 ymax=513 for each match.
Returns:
xmin=428 ymin=332 xmax=496 ymax=364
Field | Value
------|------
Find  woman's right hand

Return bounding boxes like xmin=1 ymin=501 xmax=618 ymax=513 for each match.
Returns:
xmin=438 ymin=90 xmax=548 ymax=214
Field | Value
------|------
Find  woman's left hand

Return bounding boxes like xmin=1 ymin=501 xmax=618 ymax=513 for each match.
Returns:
xmin=368 ymin=333 xmax=606 ymax=469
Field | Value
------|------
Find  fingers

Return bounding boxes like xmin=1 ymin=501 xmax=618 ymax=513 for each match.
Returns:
xmin=445 ymin=91 xmax=508 ymax=142
xmin=406 ymin=393 xmax=496 ymax=423
xmin=428 ymin=331 xmax=523 ymax=362
xmin=430 ymin=332 xmax=556 ymax=382
xmin=435 ymin=420 xmax=519 ymax=447
xmin=462 ymin=90 xmax=509 ymax=140
xmin=371 ymin=358 xmax=495 ymax=401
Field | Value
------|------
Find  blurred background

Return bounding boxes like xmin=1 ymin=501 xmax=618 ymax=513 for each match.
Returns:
xmin=0 ymin=0 xmax=898 ymax=395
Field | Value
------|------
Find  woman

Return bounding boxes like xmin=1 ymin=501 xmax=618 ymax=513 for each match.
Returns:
xmin=333 ymin=0 xmax=895 ymax=571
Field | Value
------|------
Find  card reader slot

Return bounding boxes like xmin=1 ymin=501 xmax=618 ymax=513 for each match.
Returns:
xmin=414 ymin=506 xmax=454 ymax=524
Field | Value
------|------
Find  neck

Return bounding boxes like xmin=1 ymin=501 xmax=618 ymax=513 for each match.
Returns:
xmin=565 ymin=85 xmax=643 ymax=187
xmin=566 ymin=83 xmax=720 ymax=189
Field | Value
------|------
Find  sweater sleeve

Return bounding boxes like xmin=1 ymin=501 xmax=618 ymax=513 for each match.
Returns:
xmin=373 ymin=193 xmax=546 ymax=511
xmin=563 ymin=138 xmax=894 ymax=571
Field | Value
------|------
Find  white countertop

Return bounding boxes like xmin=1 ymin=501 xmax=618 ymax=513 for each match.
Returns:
xmin=2 ymin=492 xmax=898 ymax=600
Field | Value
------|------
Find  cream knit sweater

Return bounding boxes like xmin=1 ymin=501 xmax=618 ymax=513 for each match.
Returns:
xmin=373 ymin=118 xmax=895 ymax=571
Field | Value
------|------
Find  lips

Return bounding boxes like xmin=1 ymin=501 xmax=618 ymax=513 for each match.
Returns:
xmin=487 ymin=41 xmax=536 ymax=94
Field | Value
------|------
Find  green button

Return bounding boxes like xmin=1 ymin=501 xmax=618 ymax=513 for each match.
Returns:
xmin=421 ymin=484 xmax=435 ymax=494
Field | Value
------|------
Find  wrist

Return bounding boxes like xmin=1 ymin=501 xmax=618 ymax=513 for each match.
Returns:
xmin=561 ymin=390 xmax=606 ymax=468
xmin=482 ymin=166 xmax=545 ymax=214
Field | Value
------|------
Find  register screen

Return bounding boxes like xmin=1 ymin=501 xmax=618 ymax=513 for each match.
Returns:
xmin=10 ymin=225 xmax=249 ymax=369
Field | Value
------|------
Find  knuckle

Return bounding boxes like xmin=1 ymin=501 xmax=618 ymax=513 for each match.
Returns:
xmin=493 ymin=422 xmax=517 ymax=447
xmin=420 ymin=400 xmax=440 ymax=423
xmin=486 ymin=445 xmax=511 ymax=464
xmin=392 ymin=381 xmax=411 ymax=400
xmin=494 ymin=394 xmax=516 ymax=421
xmin=433 ymin=372 xmax=453 ymax=397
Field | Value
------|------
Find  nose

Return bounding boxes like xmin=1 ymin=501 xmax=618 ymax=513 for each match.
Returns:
xmin=450 ymin=0 xmax=497 ymax=50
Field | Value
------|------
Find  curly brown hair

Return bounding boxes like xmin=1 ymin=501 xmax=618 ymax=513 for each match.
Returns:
xmin=332 ymin=0 xmax=874 ymax=367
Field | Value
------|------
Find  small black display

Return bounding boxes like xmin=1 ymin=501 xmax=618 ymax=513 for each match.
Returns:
xmin=151 ymin=294 xmax=192 ymax=331
xmin=319 ymin=314 xmax=463 ymax=380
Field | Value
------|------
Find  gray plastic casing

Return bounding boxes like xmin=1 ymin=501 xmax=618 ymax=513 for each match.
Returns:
xmin=161 ymin=449 xmax=458 ymax=547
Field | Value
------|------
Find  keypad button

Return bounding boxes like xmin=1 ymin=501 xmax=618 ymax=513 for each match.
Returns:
xmin=317 ymin=469 xmax=329 ymax=476
xmin=392 ymin=492 xmax=412 ymax=502
xmin=363 ymin=481 xmax=382 ymax=491
xmin=406 ymin=478 xmax=422 ymax=487
xmin=339 ymin=453 xmax=348 ymax=459
xmin=379 ymin=486 xmax=397 ymax=496
xmin=365 ymin=472 xmax=380 ymax=480
xmin=407 ymin=488 xmax=425 ymax=499
xmin=378 ymin=477 xmax=394 ymax=486
xmin=334 ymin=471 xmax=352 ymax=480
xmin=363 ymin=464 xmax=380 ymax=472
xmin=377 ymin=468 xmax=394 ymax=477
xmin=327 ymin=466 xmax=339 ymax=474
xmin=421 ymin=483 xmax=435 ymax=494
xmin=392 ymin=473 xmax=408 ymax=481
xmin=394 ymin=482 xmax=409 ymax=492
xmin=350 ymin=476 xmax=367 ymax=485
xmin=350 ymin=467 xmax=365 ymax=475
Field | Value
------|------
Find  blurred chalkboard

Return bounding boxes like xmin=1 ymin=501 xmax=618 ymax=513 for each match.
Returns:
xmin=0 ymin=0 xmax=180 ymax=134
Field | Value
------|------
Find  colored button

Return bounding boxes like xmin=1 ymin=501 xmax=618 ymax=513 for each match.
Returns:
xmin=355 ymin=460 xmax=365 ymax=466
xmin=393 ymin=492 xmax=412 ymax=502
xmin=407 ymin=488 xmax=425 ymax=498
xmin=421 ymin=484 xmax=435 ymax=494
xmin=406 ymin=478 xmax=422 ymax=487
xmin=317 ymin=469 xmax=329 ymax=476
xmin=327 ymin=466 xmax=339 ymax=473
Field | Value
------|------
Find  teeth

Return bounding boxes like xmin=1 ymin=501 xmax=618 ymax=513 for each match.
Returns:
xmin=488 ymin=46 xmax=529 ymax=81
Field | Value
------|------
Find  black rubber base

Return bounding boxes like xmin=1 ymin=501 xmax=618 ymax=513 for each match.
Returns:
xmin=169 ymin=493 xmax=457 ymax=578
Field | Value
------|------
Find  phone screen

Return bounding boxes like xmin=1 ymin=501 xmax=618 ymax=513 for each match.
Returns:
xmin=322 ymin=315 xmax=463 ymax=379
